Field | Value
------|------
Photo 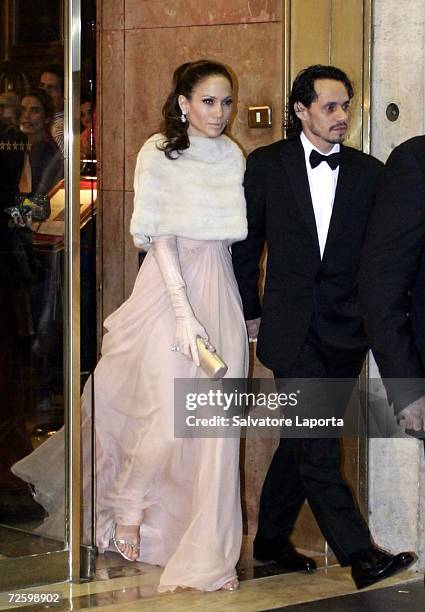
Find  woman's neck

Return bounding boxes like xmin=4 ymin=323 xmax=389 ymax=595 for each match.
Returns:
xmin=27 ymin=131 xmax=50 ymax=145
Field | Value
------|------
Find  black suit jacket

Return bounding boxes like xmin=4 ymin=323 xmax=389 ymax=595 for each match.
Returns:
xmin=232 ymin=136 xmax=383 ymax=373
xmin=359 ymin=136 xmax=425 ymax=411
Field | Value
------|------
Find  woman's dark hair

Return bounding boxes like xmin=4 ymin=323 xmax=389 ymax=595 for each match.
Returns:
xmin=21 ymin=89 xmax=55 ymax=124
xmin=159 ymin=59 xmax=233 ymax=159
xmin=285 ymin=65 xmax=354 ymax=139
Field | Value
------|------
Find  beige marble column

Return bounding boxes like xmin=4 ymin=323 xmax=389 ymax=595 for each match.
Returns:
xmin=369 ymin=0 xmax=425 ymax=570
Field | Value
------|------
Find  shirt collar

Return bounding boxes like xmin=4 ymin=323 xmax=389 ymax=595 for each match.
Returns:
xmin=300 ymin=131 xmax=340 ymax=163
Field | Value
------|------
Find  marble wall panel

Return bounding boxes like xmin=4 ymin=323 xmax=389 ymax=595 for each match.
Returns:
xmin=125 ymin=0 xmax=281 ymax=30
xmin=98 ymin=0 xmax=124 ymax=31
xmin=241 ymin=437 xmax=276 ymax=533
xmin=124 ymin=21 xmax=283 ymax=191
xmin=100 ymin=30 xmax=125 ymax=191
xmin=101 ymin=190 xmax=125 ymax=319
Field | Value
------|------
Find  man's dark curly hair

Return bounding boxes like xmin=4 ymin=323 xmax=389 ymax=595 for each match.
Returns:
xmin=285 ymin=65 xmax=354 ymax=139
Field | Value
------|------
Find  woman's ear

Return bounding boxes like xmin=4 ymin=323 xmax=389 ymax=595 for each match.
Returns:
xmin=178 ymin=94 xmax=189 ymax=115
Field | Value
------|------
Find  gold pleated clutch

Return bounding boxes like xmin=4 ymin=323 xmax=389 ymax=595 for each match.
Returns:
xmin=196 ymin=337 xmax=228 ymax=379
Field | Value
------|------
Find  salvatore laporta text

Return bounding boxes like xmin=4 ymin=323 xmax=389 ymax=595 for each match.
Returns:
xmin=185 ymin=415 xmax=344 ymax=429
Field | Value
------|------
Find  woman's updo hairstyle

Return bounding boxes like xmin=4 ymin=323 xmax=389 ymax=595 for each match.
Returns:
xmin=159 ymin=59 xmax=233 ymax=159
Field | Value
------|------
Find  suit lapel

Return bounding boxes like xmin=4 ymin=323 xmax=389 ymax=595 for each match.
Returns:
xmin=323 ymin=145 xmax=357 ymax=256
xmin=279 ymin=138 xmax=320 ymax=253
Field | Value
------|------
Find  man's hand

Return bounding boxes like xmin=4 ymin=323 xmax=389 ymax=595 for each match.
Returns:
xmin=246 ymin=318 xmax=261 ymax=341
xmin=397 ymin=395 xmax=425 ymax=431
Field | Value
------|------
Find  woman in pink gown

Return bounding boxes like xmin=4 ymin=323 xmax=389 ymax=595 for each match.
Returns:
xmin=13 ymin=60 xmax=248 ymax=592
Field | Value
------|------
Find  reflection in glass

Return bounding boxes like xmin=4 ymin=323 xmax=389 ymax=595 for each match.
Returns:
xmin=0 ymin=119 xmax=43 ymax=527
xmin=0 ymin=0 xmax=97 ymax=580
xmin=0 ymin=78 xmax=65 ymax=547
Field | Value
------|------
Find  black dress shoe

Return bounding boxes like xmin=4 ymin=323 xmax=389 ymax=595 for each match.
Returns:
xmin=351 ymin=547 xmax=416 ymax=589
xmin=253 ymin=538 xmax=317 ymax=573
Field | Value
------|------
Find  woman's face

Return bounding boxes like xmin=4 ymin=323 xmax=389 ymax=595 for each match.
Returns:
xmin=80 ymin=101 xmax=92 ymax=128
xmin=178 ymin=75 xmax=233 ymax=139
xmin=2 ymin=104 xmax=18 ymax=124
xmin=20 ymin=96 xmax=49 ymax=141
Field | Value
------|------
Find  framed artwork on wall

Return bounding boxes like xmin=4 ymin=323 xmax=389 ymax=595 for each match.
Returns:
xmin=4 ymin=0 xmax=63 ymax=59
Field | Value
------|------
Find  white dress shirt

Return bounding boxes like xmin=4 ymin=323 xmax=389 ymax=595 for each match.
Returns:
xmin=51 ymin=110 xmax=64 ymax=154
xmin=300 ymin=131 xmax=340 ymax=258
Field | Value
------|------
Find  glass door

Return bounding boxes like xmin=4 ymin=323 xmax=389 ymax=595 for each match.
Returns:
xmin=0 ymin=0 xmax=96 ymax=589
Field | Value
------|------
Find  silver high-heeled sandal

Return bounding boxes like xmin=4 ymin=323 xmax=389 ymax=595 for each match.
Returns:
xmin=220 ymin=577 xmax=240 ymax=591
xmin=111 ymin=524 xmax=140 ymax=562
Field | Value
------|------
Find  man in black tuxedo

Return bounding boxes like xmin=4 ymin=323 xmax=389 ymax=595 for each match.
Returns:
xmin=232 ymin=65 xmax=414 ymax=589
xmin=360 ymin=137 xmax=425 ymax=429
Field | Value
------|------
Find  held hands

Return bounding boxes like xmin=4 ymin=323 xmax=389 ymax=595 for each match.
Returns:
xmin=246 ymin=318 xmax=261 ymax=342
xmin=397 ymin=396 xmax=425 ymax=432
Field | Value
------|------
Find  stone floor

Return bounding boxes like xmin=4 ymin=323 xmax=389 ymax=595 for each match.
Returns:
xmin=1 ymin=404 xmax=423 ymax=610
xmin=0 ymin=545 xmax=422 ymax=611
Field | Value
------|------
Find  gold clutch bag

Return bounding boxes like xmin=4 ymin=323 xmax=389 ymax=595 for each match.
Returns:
xmin=196 ymin=337 xmax=228 ymax=379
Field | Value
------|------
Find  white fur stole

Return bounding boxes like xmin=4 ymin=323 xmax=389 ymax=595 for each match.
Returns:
xmin=130 ymin=133 xmax=247 ymax=247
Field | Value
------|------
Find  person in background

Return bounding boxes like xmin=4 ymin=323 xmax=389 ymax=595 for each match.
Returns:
xmin=39 ymin=65 xmax=64 ymax=154
xmin=360 ymin=136 xmax=425 ymax=431
xmin=19 ymin=89 xmax=63 ymax=411
xmin=20 ymin=89 xmax=62 ymax=195
xmin=80 ymin=99 xmax=96 ymax=160
xmin=0 ymin=92 xmax=20 ymax=128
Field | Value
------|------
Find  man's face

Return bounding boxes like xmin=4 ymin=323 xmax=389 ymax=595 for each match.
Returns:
xmin=295 ymin=78 xmax=350 ymax=153
xmin=39 ymin=72 xmax=64 ymax=112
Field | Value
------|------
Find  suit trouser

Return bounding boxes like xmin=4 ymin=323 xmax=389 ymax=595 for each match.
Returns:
xmin=256 ymin=328 xmax=372 ymax=566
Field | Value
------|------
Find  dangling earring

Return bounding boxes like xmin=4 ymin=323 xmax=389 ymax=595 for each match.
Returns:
xmin=180 ymin=112 xmax=187 ymax=123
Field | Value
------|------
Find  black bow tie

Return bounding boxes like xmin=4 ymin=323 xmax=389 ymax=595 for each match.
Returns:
xmin=309 ymin=149 xmax=341 ymax=170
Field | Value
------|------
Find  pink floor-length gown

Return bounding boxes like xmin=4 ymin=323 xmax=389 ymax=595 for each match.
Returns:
xmin=13 ymin=237 xmax=248 ymax=592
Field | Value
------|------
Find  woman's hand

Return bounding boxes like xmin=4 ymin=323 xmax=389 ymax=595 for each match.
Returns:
xmin=174 ymin=316 xmax=209 ymax=366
